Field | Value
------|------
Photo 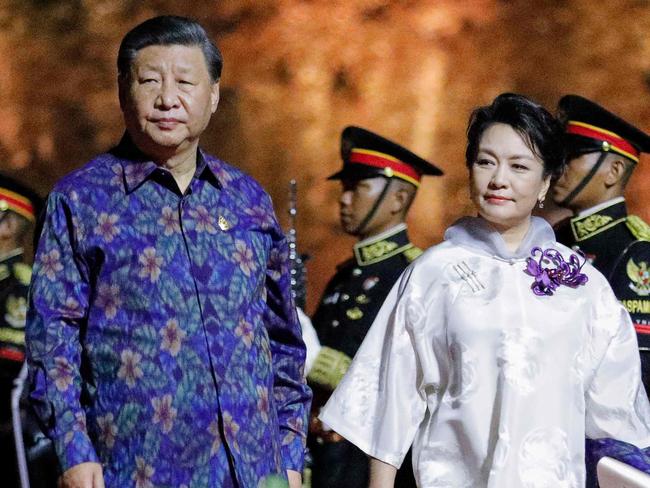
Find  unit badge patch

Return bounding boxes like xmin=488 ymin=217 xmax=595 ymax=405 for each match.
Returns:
xmin=627 ymin=258 xmax=650 ymax=296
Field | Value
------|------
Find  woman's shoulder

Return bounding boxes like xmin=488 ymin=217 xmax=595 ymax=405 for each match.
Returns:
xmin=412 ymin=240 xmax=468 ymax=266
xmin=401 ymin=240 xmax=474 ymax=287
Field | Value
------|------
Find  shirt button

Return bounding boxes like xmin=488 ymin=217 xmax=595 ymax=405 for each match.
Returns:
xmin=331 ymin=320 xmax=339 ymax=328
xmin=352 ymin=268 xmax=362 ymax=276
xmin=341 ymin=294 xmax=350 ymax=301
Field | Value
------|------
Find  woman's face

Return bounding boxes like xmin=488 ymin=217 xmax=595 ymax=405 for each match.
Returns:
xmin=469 ymin=123 xmax=550 ymax=232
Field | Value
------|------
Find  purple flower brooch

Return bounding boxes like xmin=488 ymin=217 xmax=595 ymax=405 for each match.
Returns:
xmin=524 ymin=247 xmax=588 ymax=296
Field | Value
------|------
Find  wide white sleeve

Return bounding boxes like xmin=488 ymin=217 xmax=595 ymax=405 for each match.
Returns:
xmin=585 ymin=284 xmax=650 ymax=447
xmin=319 ymin=263 xmax=446 ymax=468
xmin=296 ymin=307 xmax=321 ymax=375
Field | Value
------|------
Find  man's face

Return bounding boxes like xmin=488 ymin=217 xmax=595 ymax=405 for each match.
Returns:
xmin=552 ymin=152 xmax=604 ymax=211
xmin=120 ymin=44 xmax=219 ymax=160
xmin=339 ymin=177 xmax=394 ymax=238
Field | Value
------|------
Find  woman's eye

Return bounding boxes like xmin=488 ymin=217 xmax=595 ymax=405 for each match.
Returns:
xmin=179 ymin=80 xmax=194 ymax=86
xmin=140 ymin=78 xmax=158 ymax=84
xmin=512 ymin=163 xmax=529 ymax=171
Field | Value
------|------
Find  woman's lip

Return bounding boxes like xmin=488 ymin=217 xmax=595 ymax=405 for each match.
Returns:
xmin=484 ymin=195 xmax=512 ymax=202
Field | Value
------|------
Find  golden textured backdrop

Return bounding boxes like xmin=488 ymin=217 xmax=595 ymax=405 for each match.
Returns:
xmin=1 ymin=0 xmax=649 ymax=311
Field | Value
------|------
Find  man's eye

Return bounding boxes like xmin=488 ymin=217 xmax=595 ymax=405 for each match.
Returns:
xmin=140 ymin=78 xmax=158 ymax=84
xmin=179 ymin=80 xmax=194 ymax=85
xmin=512 ymin=164 xmax=529 ymax=171
xmin=475 ymin=159 xmax=493 ymax=166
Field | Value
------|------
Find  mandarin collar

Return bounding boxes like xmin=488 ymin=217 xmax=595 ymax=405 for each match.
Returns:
xmin=113 ymin=133 xmax=221 ymax=193
xmin=445 ymin=216 xmax=556 ymax=261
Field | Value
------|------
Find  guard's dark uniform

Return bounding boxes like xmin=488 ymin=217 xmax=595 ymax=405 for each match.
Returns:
xmin=0 ymin=176 xmax=58 ymax=488
xmin=0 ymin=250 xmax=31 ymax=417
xmin=554 ymin=94 xmax=650 ymax=398
xmin=309 ymin=225 xmax=421 ymax=488
xmin=307 ymin=126 xmax=442 ymax=488
xmin=556 ymin=199 xmax=650 ymax=394
xmin=312 ymin=225 xmax=420 ymax=360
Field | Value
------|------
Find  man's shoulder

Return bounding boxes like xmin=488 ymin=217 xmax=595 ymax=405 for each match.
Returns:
xmin=203 ymin=153 xmax=269 ymax=199
xmin=625 ymin=215 xmax=650 ymax=242
xmin=52 ymin=151 xmax=121 ymax=196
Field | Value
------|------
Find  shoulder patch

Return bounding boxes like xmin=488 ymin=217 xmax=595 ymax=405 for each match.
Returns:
xmin=626 ymin=256 xmax=650 ymax=296
xmin=403 ymin=246 xmax=423 ymax=263
xmin=12 ymin=263 xmax=32 ymax=286
xmin=626 ymin=215 xmax=650 ymax=242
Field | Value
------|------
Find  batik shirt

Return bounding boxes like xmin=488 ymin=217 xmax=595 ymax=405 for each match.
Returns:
xmin=321 ymin=216 xmax=650 ymax=488
xmin=26 ymin=138 xmax=311 ymax=487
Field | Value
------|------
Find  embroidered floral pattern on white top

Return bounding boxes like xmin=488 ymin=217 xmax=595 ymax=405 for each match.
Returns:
xmin=320 ymin=216 xmax=650 ymax=487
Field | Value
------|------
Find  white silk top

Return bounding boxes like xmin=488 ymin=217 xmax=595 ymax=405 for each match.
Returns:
xmin=320 ymin=216 xmax=650 ymax=488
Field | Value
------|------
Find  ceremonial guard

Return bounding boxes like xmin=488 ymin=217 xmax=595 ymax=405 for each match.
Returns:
xmin=552 ymin=94 xmax=650 ymax=395
xmin=307 ymin=126 xmax=443 ymax=487
xmin=0 ymin=174 xmax=45 ymax=487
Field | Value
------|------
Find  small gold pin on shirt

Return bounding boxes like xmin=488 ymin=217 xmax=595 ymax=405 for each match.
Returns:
xmin=218 ymin=215 xmax=231 ymax=231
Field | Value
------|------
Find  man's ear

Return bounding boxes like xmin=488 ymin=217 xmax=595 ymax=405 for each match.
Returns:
xmin=391 ymin=187 xmax=410 ymax=214
xmin=210 ymin=81 xmax=220 ymax=114
xmin=603 ymin=157 xmax=628 ymax=187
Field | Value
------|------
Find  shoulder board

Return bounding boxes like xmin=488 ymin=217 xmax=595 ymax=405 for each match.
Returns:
xmin=403 ymin=246 xmax=423 ymax=263
xmin=626 ymin=215 xmax=650 ymax=242
xmin=12 ymin=262 xmax=32 ymax=285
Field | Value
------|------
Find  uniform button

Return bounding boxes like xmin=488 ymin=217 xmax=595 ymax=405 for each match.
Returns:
xmin=341 ymin=294 xmax=350 ymax=301
xmin=352 ymin=268 xmax=362 ymax=276
xmin=331 ymin=320 xmax=339 ymax=327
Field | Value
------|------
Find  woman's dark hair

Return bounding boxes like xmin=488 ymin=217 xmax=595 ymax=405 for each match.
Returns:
xmin=117 ymin=15 xmax=223 ymax=82
xmin=465 ymin=93 xmax=565 ymax=181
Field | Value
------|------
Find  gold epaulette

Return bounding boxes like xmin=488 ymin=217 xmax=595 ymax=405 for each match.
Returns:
xmin=626 ymin=215 xmax=650 ymax=242
xmin=403 ymin=246 xmax=423 ymax=263
xmin=12 ymin=263 xmax=32 ymax=286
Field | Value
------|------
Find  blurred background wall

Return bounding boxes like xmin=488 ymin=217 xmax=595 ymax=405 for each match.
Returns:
xmin=1 ymin=0 xmax=649 ymax=312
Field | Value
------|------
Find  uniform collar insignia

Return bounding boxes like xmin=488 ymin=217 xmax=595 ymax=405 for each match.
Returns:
xmin=570 ymin=199 xmax=627 ymax=242
xmin=353 ymin=223 xmax=412 ymax=266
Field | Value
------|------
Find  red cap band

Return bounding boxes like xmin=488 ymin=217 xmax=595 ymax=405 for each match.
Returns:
xmin=0 ymin=188 xmax=35 ymax=222
xmin=567 ymin=121 xmax=640 ymax=163
xmin=349 ymin=149 xmax=421 ymax=186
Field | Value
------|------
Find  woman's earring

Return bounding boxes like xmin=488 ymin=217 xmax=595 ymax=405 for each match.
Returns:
xmin=538 ymin=198 xmax=545 ymax=209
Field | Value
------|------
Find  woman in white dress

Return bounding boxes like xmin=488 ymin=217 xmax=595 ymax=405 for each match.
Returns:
xmin=319 ymin=93 xmax=650 ymax=488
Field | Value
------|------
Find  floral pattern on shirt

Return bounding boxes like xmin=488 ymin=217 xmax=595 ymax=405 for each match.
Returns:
xmin=26 ymin=140 xmax=310 ymax=487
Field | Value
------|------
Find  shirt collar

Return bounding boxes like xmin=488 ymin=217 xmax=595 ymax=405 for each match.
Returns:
xmin=576 ymin=196 xmax=625 ymax=218
xmin=0 ymin=248 xmax=24 ymax=265
xmin=570 ymin=198 xmax=627 ymax=242
xmin=445 ymin=216 xmax=556 ymax=261
xmin=353 ymin=223 xmax=412 ymax=266
xmin=113 ymin=133 xmax=223 ymax=193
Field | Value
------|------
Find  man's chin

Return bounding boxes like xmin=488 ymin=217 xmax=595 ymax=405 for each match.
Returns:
xmin=550 ymin=190 xmax=567 ymax=205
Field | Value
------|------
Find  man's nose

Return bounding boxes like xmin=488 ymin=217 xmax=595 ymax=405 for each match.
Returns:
xmin=156 ymin=80 xmax=180 ymax=110
xmin=339 ymin=190 xmax=352 ymax=206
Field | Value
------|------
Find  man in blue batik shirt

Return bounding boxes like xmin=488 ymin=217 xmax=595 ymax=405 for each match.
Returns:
xmin=26 ymin=15 xmax=310 ymax=488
